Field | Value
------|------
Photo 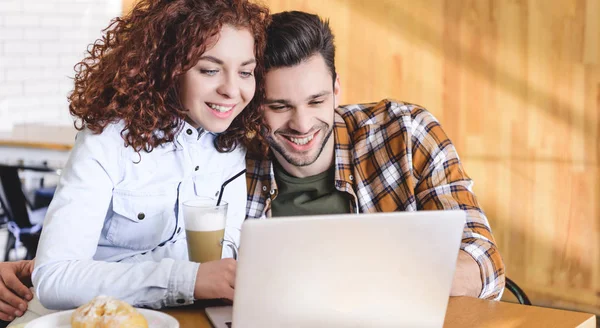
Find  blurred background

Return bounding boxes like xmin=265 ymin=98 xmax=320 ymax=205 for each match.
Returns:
xmin=1 ymin=0 xmax=599 ymax=318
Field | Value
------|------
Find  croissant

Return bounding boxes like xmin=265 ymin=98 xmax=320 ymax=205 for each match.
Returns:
xmin=71 ymin=296 xmax=148 ymax=328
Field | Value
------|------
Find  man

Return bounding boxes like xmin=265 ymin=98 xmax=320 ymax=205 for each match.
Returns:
xmin=0 ymin=10 xmax=504 ymax=322
xmin=244 ymin=11 xmax=504 ymax=300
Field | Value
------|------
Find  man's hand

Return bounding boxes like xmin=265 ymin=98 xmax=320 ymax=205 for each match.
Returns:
xmin=194 ymin=258 xmax=236 ymax=301
xmin=450 ymin=251 xmax=483 ymax=298
xmin=0 ymin=260 xmax=34 ymax=321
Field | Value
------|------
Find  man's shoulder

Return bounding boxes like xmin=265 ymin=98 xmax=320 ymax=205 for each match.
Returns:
xmin=336 ymin=98 xmax=438 ymax=131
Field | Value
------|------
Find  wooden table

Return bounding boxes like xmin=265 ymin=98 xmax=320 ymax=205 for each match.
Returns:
xmin=0 ymin=124 xmax=76 ymax=168
xmin=163 ymin=297 xmax=596 ymax=328
xmin=0 ymin=123 xmax=76 ymax=151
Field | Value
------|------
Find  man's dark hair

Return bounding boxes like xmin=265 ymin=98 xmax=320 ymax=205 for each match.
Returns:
xmin=264 ymin=11 xmax=336 ymax=80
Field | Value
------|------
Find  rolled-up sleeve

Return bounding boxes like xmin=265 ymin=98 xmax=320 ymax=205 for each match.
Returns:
xmin=411 ymin=109 xmax=505 ymax=300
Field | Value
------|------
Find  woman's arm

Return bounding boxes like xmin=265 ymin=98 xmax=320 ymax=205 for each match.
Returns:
xmin=32 ymin=127 xmax=199 ymax=310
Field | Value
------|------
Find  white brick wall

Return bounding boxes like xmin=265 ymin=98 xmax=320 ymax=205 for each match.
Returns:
xmin=0 ymin=0 xmax=122 ymax=131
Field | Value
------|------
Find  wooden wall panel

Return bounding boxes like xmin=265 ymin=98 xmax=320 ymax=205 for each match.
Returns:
xmin=120 ymin=0 xmax=600 ymax=314
xmin=122 ymin=0 xmax=136 ymax=15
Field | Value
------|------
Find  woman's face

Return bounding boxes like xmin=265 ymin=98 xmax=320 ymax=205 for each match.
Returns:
xmin=179 ymin=25 xmax=256 ymax=133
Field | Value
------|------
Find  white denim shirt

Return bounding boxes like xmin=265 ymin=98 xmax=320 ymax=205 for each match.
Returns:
xmin=32 ymin=120 xmax=247 ymax=310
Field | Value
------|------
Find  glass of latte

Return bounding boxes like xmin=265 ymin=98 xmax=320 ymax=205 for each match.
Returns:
xmin=182 ymin=197 xmax=227 ymax=263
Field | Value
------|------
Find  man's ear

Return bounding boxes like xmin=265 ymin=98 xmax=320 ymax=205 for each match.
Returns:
xmin=333 ymin=74 xmax=341 ymax=108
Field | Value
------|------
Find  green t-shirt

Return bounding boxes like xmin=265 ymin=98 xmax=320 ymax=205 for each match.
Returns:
xmin=271 ymin=162 xmax=351 ymax=217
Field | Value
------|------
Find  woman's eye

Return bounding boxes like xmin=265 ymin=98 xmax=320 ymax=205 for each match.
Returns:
xmin=200 ymin=69 xmax=219 ymax=76
xmin=240 ymin=71 xmax=254 ymax=78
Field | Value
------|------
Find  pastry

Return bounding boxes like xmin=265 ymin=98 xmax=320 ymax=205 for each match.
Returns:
xmin=71 ymin=296 xmax=148 ymax=328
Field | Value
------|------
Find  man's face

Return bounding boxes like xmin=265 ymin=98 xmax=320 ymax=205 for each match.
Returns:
xmin=262 ymin=54 xmax=340 ymax=170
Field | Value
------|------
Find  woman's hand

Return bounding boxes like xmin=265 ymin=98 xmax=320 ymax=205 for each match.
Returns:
xmin=194 ymin=258 xmax=237 ymax=301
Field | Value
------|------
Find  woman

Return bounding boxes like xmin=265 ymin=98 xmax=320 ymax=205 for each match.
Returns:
xmin=25 ymin=0 xmax=270 ymax=311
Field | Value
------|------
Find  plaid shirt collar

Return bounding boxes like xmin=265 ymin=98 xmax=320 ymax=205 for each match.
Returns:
xmin=331 ymin=111 xmax=358 ymax=202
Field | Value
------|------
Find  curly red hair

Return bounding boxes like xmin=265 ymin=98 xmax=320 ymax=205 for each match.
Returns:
xmin=69 ymin=0 xmax=270 ymax=154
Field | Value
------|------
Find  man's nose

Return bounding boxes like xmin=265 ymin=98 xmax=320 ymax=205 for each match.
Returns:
xmin=288 ymin=108 xmax=313 ymax=134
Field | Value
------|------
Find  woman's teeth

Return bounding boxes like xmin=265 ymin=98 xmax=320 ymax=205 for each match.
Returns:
xmin=289 ymin=135 xmax=314 ymax=145
xmin=208 ymin=103 xmax=233 ymax=112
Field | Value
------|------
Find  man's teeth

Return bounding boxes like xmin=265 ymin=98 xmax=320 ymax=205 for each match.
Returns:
xmin=289 ymin=135 xmax=314 ymax=145
xmin=208 ymin=103 xmax=233 ymax=112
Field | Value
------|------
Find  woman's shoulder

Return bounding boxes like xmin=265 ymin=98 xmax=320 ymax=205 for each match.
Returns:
xmin=75 ymin=121 xmax=127 ymax=146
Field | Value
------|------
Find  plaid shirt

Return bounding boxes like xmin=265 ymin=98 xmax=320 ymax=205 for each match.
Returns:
xmin=245 ymin=99 xmax=505 ymax=300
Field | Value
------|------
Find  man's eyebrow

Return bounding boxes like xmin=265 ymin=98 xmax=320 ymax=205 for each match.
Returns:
xmin=264 ymin=91 xmax=331 ymax=106
xmin=198 ymin=56 xmax=256 ymax=66
xmin=264 ymin=98 xmax=292 ymax=106
xmin=306 ymin=91 xmax=331 ymax=100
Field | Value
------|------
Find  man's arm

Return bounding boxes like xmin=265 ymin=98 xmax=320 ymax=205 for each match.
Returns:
xmin=410 ymin=106 xmax=505 ymax=300
xmin=0 ymin=260 xmax=34 ymax=321
xmin=451 ymin=251 xmax=483 ymax=297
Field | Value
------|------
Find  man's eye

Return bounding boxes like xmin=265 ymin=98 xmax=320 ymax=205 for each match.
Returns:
xmin=240 ymin=71 xmax=254 ymax=78
xmin=309 ymin=100 xmax=324 ymax=105
xmin=269 ymin=106 xmax=286 ymax=110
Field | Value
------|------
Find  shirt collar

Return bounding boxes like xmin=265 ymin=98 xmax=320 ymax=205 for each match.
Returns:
xmin=333 ymin=111 xmax=355 ymax=189
xmin=176 ymin=120 xmax=215 ymax=149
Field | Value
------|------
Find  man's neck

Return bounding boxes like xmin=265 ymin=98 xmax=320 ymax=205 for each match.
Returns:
xmin=273 ymin=137 xmax=335 ymax=178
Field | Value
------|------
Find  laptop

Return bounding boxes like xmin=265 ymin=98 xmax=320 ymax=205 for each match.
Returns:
xmin=206 ymin=210 xmax=466 ymax=328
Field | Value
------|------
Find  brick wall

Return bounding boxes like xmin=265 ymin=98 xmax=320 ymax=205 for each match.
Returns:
xmin=0 ymin=0 xmax=122 ymax=131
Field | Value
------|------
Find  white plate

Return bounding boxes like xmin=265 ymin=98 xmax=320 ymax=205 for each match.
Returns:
xmin=24 ymin=309 xmax=179 ymax=328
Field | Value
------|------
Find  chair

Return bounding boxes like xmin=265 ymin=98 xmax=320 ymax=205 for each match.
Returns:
xmin=0 ymin=202 xmax=7 ymax=225
xmin=0 ymin=164 xmax=57 ymax=261
xmin=505 ymin=277 xmax=532 ymax=305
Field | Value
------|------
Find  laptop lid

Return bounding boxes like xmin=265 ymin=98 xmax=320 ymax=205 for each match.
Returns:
xmin=231 ymin=210 xmax=466 ymax=327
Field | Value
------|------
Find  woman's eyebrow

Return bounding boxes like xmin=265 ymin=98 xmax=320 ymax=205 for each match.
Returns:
xmin=198 ymin=56 xmax=256 ymax=66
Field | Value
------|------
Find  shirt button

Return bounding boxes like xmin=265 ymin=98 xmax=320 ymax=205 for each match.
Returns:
xmin=176 ymin=299 xmax=185 ymax=304
xmin=186 ymin=129 xmax=193 ymax=135
xmin=137 ymin=212 xmax=145 ymax=220
xmin=349 ymin=175 xmax=354 ymax=181
xmin=262 ymin=186 xmax=267 ymax=192
xmin=270 ymin=189 xmax=275 ymax=195
xmin=195 ymin=166 xmax=199 ymax=171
